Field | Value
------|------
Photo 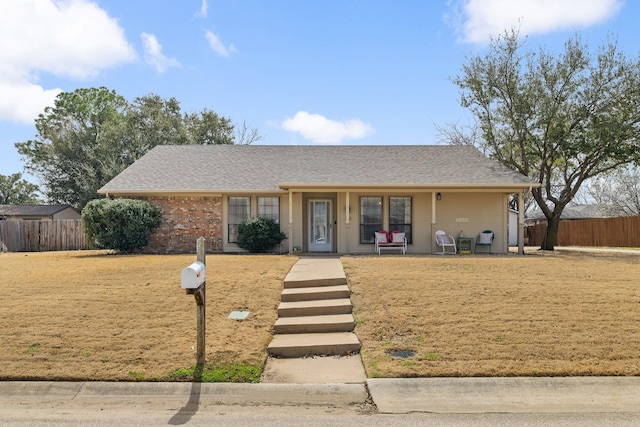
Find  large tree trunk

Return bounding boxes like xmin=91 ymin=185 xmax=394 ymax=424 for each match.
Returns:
xmin=541 ymin=215 xmax=561 ymax=250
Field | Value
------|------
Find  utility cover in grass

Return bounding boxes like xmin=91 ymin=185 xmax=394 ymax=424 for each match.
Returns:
xmin=228 ymin=310 xmax=249 ymax=320
xmin=388 ymin=349 xmax=415 ymax=358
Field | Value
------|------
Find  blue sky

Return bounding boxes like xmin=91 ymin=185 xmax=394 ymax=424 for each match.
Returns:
xmin=0 ymin=0 xmax=634 ymax=183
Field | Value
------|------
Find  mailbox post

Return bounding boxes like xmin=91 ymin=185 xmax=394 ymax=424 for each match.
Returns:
xmin=181 ymin=237 xmax=206 ymax=366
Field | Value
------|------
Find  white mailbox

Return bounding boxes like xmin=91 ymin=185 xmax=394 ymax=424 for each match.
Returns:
xmin=181 ymin=261 xmax=206 ymax=289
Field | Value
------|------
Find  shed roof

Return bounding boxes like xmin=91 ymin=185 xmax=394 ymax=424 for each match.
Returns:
xmin=0 ymin=204 xmax=76 ymax=217
xmin=527 ymin=204 xmax=611 ymax=221
xmin=99 ymin=145 xmax=537 ymax=194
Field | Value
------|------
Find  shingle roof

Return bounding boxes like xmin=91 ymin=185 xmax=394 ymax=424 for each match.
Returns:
xmin=99 ymin=145 xmax=537 ymax=194
xmin=0 ymin=204 xmax=75 ymax=216
xmin=527 ymin=204 xmax=611 ymax=220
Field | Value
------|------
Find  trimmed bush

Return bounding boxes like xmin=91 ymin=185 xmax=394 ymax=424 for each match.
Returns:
xmin=237 ymin=217 xmax=286 ymax=253
xmin=82 ymin=198 xmax=161 ymax=252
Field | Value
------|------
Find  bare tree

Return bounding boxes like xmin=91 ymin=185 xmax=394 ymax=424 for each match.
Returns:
xmin=583 ymin=165 xmax=640 ymax=216
xmin=235 ymin=121 xmax=264 ymax=145
xmin=445 ymin=30 xmax=640 ymax=249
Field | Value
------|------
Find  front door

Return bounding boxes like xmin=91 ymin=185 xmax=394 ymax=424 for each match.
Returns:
xmin=308 ymin=199 xmax=332 ymax=252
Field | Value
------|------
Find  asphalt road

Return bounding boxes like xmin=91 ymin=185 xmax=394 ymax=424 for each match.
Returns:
xmin=4 ymin=402 xmax=640 ymax=426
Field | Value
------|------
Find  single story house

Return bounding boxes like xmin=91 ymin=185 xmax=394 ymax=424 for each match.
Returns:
xmin=98 ymin=145 xmax=538 ymax=255
xmin=0 ymin=204 xmax=80 ymax=221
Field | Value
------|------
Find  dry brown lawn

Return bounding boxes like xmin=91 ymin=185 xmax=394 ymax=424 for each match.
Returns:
xmin=344 ymin=250 xmax=640 ymax=378
xmin=1 ymin=249 xmax=639 ymax=381
xmin=0 ymin=251 xmax=296 ymax=381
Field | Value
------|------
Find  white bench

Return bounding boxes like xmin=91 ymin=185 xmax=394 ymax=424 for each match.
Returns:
xmin=375 ymin=231 xmax=407 ymax=254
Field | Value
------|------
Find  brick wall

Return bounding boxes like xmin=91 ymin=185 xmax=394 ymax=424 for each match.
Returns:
xmin=139 ymin=196 xmax=223 ymax=254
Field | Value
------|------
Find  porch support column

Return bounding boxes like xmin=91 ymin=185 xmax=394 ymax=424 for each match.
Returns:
xmin=288 ymin=190 xmax=294 ymax=254
xmin=431 ymin=191 xmax=437 ymax=254
xmin=431 ymin=191 xmax=437 ymax=224
xmin=345 ymin=191 xmax=350 ymax=225
xmin=518 ymin=190 xmax=525 ymax=255
xmin=345 ymin=191 xmax=350 ymax=253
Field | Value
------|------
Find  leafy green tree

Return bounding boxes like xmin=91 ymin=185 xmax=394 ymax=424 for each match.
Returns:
xmin=124 ymin=94 xmax=189 ymax=162
xmin=447 ymin=31 xmax=640 ymax=249
xmin=0 ymin=173 xmax=42 ymax=204
xmin=16 ymin=87 xmax=129 ymax=211
xmin=184 ymin=109 xmax=235 ymax=145
xmin=82 ymin=198 xmax=161 ymax=252
xmin=16 ymin=87 xmax=264 ymax=212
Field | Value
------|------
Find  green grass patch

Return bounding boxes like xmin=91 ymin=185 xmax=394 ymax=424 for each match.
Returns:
xmin=128 ymin=371 xmax=146 ymax=380
xmin=168 ymin=363 xmax=262 ymax=383
xmin=25 ymin=343 xmax=40 ymax=354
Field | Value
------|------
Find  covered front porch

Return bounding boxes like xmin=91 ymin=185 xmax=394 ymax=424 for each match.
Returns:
xmin=282 ymin=186 xmax=529 ymax=256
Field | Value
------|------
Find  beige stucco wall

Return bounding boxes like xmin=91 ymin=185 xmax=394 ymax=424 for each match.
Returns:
xmin=333 ymin=191 xmax=509 ymax=254
xmin=431 ymin=192 xmax=508 ymax=253
xmin=336 ymin=191 xmax=435 ymax=254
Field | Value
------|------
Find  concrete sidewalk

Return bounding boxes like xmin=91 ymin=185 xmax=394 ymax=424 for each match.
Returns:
xmin=3 ymin=377 xmax=640 ymax=414
xmin=367 ymin=376 xmax=640 ymax=414
xmin=0 ymin=381 xmax=367 ymax=407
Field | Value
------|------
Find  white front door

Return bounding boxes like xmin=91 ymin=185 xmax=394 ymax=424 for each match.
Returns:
xmin=308 ymin=199 xmax=332 ymax=252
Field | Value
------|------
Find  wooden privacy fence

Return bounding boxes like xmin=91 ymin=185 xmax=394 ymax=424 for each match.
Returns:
xmin=0 ymin=219 xmax=89 ymax=252
xmin=526 ymin=216 xmax=640 ymax=248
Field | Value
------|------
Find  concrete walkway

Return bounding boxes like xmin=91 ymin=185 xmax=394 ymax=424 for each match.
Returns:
xmin=263 ymin=256 xmax=366 ymax=383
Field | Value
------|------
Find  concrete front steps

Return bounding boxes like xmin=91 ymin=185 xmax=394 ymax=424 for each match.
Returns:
xmin=268 ymin=333 xmax=361 ymax=358
xmin=267 ymin=258 xmax=361 ymax=358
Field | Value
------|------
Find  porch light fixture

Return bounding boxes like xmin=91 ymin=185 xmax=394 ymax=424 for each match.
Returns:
xmin=436 ymin=192 xmax=442 ymax=201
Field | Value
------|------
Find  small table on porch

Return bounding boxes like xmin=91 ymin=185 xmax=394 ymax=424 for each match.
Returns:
xmin=456 ymin=237 xmax=474 ymax=254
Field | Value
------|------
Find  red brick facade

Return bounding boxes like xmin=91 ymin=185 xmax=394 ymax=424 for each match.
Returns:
xmin=139 ymin=196 xmax=223 ymax=254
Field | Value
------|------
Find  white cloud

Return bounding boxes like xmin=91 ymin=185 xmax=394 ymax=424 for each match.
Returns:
xmin=204 ymin=30 xmax=238 ymax=57
xmin=451 ymin=0 xmax=623 ymax=44
xmin=195 ymin=0 xmax=208 ymax=18
xmin=0 ymin=81 xmax=62 ymax=124
xmin=141 ymin=33 xmax=181 ymax=73
xmin=281 ymin=111 xmax=374 ymax=144
xmin=0 ymin=0 xmax=136 ymax=123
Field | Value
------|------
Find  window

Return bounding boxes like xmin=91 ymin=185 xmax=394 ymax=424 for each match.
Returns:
xmin=258 ymin=197 xmax=280 ymax=223
xmin=228 ymin=197 xmax=250 ymax=243
xmin=360 ymin=196 xmax=383 ymax=244
xmin=389 ymin=196 xmax=412 ymax=243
